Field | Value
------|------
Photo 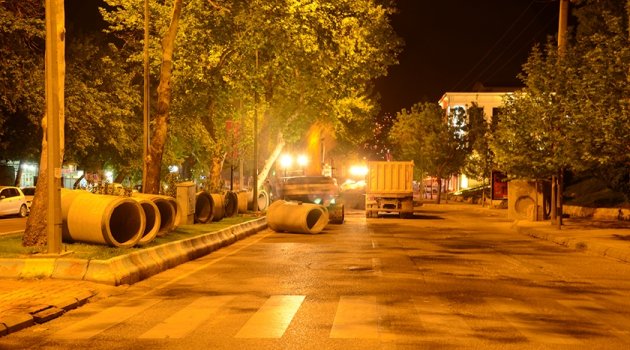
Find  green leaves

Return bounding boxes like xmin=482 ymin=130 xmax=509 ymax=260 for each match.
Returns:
xmin=492 ymin=0 xmax=629 ymax=188
xmin=389 ymin=102 xmax=468 ymax=181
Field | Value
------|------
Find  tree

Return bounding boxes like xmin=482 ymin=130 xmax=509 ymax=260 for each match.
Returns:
xmin=0 ymin=1 xmax=45 ymax=171
xmin=492 ymin=0 xmax=629 ymax=202
xmin=463 ymin=102 xmax=493 ymax=204
xmin=389 ymin=102 xmax=468 ymax=204
xmin=101 ymin=0 xmax=401 ymax=192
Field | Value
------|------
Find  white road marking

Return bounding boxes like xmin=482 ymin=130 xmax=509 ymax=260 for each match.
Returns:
xmin=330 ymin=296 xmax=379 ymax=339
xmin=54 ymin=298 xmax=161 ymax=339
xmin=235 ymin=295 xmax=305 ymax=338
xmin=139 ymin=295 xmax=234 ymax=339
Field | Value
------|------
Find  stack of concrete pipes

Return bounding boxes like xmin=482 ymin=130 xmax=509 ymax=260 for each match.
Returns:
xmin=60 ymin=189 xmax=179 ymax=247
xmin=193 ymin=191 xmax=240 ymax=224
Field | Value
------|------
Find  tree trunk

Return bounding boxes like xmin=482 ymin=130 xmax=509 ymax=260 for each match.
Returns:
xmin=23 ymin=0 xmax=65 ymax=247
xmin=143 ymin=0 xmax=183 ymax=194
xmin=13 ymin=160 xmax=23 ymax=187
xmin=257 ymin=137 xmax=285 ymax=191
xmin=23 ymin=118 xmax=50 ymax=248
xmin=436 ymin=177 xmax=442 ymax=204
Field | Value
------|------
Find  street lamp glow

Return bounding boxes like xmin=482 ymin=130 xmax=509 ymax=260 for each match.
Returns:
xmin=297 ymin=154 xmax=309 ymax=167
xmin=349 ymin=165 xmax=368 ymax=177
xmin=280 ymin=154 xmax=293 ymax=169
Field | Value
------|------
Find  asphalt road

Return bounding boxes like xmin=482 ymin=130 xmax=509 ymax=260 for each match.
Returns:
xmin=0 ymin=216 xmax=26 ymax=235
xmin=2 ymin=205 xmax=630 ymax=349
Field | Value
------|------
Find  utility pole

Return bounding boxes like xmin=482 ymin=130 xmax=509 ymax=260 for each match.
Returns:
xmin=252 ymin=50 xmax=259 ymax=211
xmin=142 ymin=0 xmax=150 ymax=193
xmin=554 ymin=0 xmax=570 ymax=229
xmin=45 ymin=0 xmax=64 ymax=254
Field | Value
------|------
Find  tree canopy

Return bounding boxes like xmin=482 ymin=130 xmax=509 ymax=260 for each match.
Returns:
xmin=389 ymin=102 xmax=468 ymax=203
xmin=491 ymin=0 xmax=629 ymax=196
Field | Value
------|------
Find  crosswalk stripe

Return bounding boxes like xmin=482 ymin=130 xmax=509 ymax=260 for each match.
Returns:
xmin=330 ymin=296 xmax=379 ymax=339
xmin=488 ymin=297 xmax=582 ymax=345
xmin=235 ymin=295 xmax=305 ymax=338
xmin=54 ymin=298 xmax=161 ymax=340
xmin=139 ymin=295 xmax=234 ymax=339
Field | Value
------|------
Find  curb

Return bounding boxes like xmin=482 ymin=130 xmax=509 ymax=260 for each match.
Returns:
xmin=0 ymin=218 xmax=267 ymax=286
xmin=513 ymin=222 xmax=630 ymax=263
xmin=0 ymin=218 xmax=267 ymax=337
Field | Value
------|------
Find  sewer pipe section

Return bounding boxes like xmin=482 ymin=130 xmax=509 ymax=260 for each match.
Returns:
xmin=266 ymin=200 xmax=329 ymax=234
xmin=67 ymin=193 xmax=145 ymax=247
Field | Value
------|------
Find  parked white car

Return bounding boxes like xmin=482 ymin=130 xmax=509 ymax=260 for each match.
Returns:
xmin=21 ymin=186 xmax=35 ymax=211
xmin=0 ymin=186 xmax=28 ymax=218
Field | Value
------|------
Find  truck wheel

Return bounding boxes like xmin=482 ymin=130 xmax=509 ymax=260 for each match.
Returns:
xmin=332 ymin=205 xmax=345 ymax=224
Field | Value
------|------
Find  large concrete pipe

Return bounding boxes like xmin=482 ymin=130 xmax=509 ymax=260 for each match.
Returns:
xmin=132 ymin=193 xmax=176 ymax=236
xmin=237 ymin=191 xmax=249 ymax=213
xmin=209 ymin=193 xmax=225 ymax=221
xmin=60 ymin=189 xmax=88 ymax=241
xmin=224 ymin=191 xmax=238 ymax=217
xmin=266 ymin=200 xmax=329 ymax=234
xmin=130 ymin=197 xmax=160 ymax=245
xmin=248 ymin=190 xmax=269 ymax=211
xmin=67 ymin=193 xmax=145 ymax=247
xmin=195 ymin=191 xmax=214 ymax=223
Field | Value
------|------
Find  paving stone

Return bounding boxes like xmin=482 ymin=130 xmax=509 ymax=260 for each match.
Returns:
xmin=32 ymin=306 xmax=65 ymax=324
xmin=0 ymin=313 xmax=34 ymax=333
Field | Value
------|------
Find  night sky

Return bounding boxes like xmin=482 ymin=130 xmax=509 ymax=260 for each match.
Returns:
xmin=65 ymin=0 xmax=561 ymax=116
xmin=375 ymin=0 xmax=560 ymax=115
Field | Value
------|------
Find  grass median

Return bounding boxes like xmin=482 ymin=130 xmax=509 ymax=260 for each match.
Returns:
xmin=0 ymin=215 xmax=259 ymax=260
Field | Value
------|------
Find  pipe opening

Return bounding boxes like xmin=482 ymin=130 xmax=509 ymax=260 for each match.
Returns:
xmin=306 ymin=209 xmax=323 ymax=229
xmin=195 ymin=192 xmax=213 ymax=223
xmin=224 ymin=191 xmax=238 ymax=217
xmin=109 ymin=202 xmax=143 ymax=244
xmin=154 ymin=200 xmax=175 ymax=233
xmin=141 ymin=202 xmax=157 ymax=235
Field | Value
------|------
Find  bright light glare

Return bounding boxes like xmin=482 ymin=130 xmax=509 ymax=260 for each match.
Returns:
xmin=169 ymin=165 xmax=179 ymax=173
xmin=280 ymin=154 xmax=293 ymax=169
xmin=297 ymin=154 xmax=309 ymax=167
xmin=349 ymin=165 xmax=368 ymax=177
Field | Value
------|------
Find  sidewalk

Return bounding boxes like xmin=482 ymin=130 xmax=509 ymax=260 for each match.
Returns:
xmin=513 ymin=217 xmax=630 ymax=262
xmin=1 ymin=209 xmax=628 ymax=337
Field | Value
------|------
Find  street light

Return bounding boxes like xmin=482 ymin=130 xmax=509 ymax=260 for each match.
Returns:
xmin=297 ymin=154 xmax=308 ymax=175
xmin=280 ymin=154 xmax=293 ymax=177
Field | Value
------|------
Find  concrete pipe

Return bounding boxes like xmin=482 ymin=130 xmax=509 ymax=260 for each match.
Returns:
xmin=224 ymin=191 xmax=238 ymax=218
xmin=237 ymin=191 xmax=249 ymax=213
xmin=210 ymin=193 xmax=225 ymax=221
xmin=132 ymin=193 xmax=176 ymax=236
xmin=60 ymin=189 xmax=89 ymax=242
xmin=266 ymin=200 xmax=329 ymax=234
xmin=195 ymin=191 xmax=214 ymax=223
xmin=248 ymin=190 xmax=269 ymax=211
xmin=67 ymin=193 xmax=145 ymax=247
xmin=130 ymin=197 xmax=160 ymax=245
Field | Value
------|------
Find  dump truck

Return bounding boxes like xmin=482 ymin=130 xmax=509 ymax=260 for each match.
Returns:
xmin=365 ymin=161 xmax=419 ymax=218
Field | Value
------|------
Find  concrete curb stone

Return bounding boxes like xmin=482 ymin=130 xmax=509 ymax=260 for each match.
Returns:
xmin=0 ymin=313 xmax=34 ymax=334
xmin=513 ymin=222 xmax=630 ymax=263
xmin=0 ymin=218 xmax=267 ymax=338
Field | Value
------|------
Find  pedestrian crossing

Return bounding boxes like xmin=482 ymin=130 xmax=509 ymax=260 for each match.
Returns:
xmin=51 ymin=294 xmax=629 ymax=345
